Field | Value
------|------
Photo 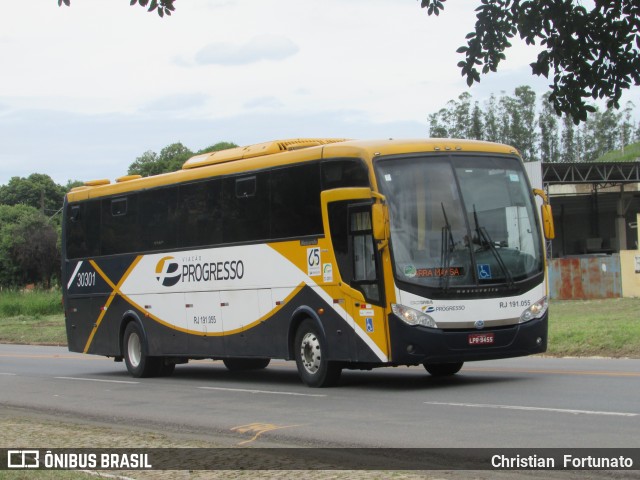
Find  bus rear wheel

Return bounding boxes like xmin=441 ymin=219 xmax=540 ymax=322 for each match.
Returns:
xmin=294 ymin=319 xmax=341 ymax=388
xmin=223 ymin=358 xmax=270 ymax=371
xmin=424 ymin=362 xmax=464 ymax=377
xmin=123 ymin=322 xmax=162 ymax=378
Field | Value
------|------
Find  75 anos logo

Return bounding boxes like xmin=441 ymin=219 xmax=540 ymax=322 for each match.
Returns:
xmin=155 ymin=256 xmax=181 ymax=287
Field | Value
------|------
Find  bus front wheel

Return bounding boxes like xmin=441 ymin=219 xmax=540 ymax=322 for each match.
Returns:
xmin=123 ymin=322 xmax=158 ymax=378
xmin=424 ymin=361 xmax=464 ymax=377
xmin=294 ymin=319 xmax=341 ymax=388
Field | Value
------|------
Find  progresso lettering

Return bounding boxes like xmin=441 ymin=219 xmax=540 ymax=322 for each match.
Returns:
xmin=181 ymin=260 xmax=244 ymax=282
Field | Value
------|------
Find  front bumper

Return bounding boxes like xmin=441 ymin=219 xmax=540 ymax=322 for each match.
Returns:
xmin=388 ymin=312 xmax=548 ymax=365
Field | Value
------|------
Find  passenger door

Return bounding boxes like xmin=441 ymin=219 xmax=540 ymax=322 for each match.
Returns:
xmin=322 ymin=189 xmax=389 ymax=362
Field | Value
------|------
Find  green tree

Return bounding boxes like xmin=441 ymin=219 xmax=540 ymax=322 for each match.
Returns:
xmin=10 ymin=214 xmax=60 ymax=288
xmin=128 ymin=143 xmax=192 ymax=177
xmin=0 ymin=173 xmax=66 ymax=215
xmin=428 ymin=108 xmax=449 ymax=138
xmin=420 ymin=0 xmax=640 ymax=123
xmin=128 ymin=150 xmax=160 ymax=177
xmin=0 ymin=205 xmax=59 ymax=287
xmin=469 ymin=102 xmax=484 ymax=141
xmin=58 ymin=0 xmax=175 ymax=17
xmin=128 ymin=141 xmax=238 ymax=177
xmin=427 ymin=93 xmax=473 ymax=138
xmin=450 ymin=92 xmax=472 ymax=138
xmin=560 ymin=115 xmax=577 ymax=163
xmin=585 ymin=107 xmax=622 ymax=160
xmin=65 ymin=180 xmax=84 ymax=191
xmin=497 ymin=93 xmax=513 ymax=146
xmin=501 ymin=86 xmax=538 ymax=162
xmin=539 ymin=93 xmax=560 ymax=163
xmin=427 ymin=85 xmax=634 ymax=163
xmin=579 ymin=107 xmax=624 ymax=162
xmin=580 ymin=116 xmax=598 ymax=162
xmin=620 ymin=102 xmax=635 ymax=152
xmin=197 ymin=142 xmax=238 ymax=154
xmin=483 ymin=94 xmax=500 ymax=143
xmin=157 ymin=142 xmax=193 ymax=173
xmin=0 ymin=205 xmax=29 ymax=287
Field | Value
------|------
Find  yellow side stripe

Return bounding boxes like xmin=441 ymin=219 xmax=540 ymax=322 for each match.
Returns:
xmin=83 ymin=256 xmax=143 ymax=353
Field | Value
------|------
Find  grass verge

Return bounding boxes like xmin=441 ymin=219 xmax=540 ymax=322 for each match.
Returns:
xmin=0 ymin=289 xmax=62 ymax=317
xmin=548 ymin=298 xmax=640 ymax=358
xmin=0 ymin=314 xmax=67 ymax=345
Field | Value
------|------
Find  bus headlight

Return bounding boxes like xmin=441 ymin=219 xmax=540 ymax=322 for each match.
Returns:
xmin=519 ymin=296 xmax=548 ymax=323
xmin=392 ymin=304 xmax=438 ymax=328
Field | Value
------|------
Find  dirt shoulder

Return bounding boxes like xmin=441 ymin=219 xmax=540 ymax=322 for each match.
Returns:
xmin=0 ymin=406 xmax=431 ymax=480
xmin=1 ymin=406 xmax=620 ymax=480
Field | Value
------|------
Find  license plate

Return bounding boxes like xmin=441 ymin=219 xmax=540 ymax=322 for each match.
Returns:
xmin=468 ymin=333 xmax=494 ymax=345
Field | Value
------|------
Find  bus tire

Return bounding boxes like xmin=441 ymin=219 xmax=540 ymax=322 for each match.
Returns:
xmin=223 ymin=358 xmax=270 ymax=371
xmin=294 ymin=319 xmax=341 ymax=388
xmin=123 ymin=322 xmax=158 ymax=378
xmin=424 ymin=361 xmax=464 ymax=377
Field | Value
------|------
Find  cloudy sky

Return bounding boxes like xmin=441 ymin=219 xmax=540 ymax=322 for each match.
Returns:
xmin=0 ymin=0 xmax=635 ymax=186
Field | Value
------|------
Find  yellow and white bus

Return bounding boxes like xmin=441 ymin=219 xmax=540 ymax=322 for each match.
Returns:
xmin=62 ymin=138 xmax=554 ymax=387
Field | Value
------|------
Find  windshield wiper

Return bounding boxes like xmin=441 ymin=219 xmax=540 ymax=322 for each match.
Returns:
xmin=472 ymin=205 xmax=515 ymax=288
xmin=440 ymin=203 xmax=455 ymax=290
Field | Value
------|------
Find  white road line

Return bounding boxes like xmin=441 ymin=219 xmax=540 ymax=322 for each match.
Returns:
xmin=0 ymin=373 xmax=17 ymax=376
xmin=198 ymin=386 xmax=326 ymax=397
xmin=424 ymin=401 xmax=638 ymax=417
xmin=55 ymin=376 xmax=139 ymax=385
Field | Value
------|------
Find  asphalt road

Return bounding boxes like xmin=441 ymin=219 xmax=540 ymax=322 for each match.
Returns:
xmin=1 ymin=343 xmax=639 ymax=449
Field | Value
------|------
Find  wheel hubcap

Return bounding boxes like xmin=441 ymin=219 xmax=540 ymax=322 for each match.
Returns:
xmin=300 ymin=332 xmax=321 ymax=374
xmin=127 ymin=332 xmax=142 ymax=368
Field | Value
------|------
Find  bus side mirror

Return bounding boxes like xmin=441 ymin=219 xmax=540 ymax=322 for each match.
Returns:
xmin=541 ymin=204 xmax=555 ymax=240
xmin=533 ymin=188 xmax=555 ymax=240
xmin=372 ymin=202 xmax=389 ymax=249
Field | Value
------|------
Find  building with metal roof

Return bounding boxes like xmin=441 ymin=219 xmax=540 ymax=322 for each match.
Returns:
xmin=539 ymin=161 xmax=640 ymax=299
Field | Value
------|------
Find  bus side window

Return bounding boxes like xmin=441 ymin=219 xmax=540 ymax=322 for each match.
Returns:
xmin=111 ymin=198 xmax=128 ymax=216
xmin=350 ymin=208 xmax=380 ymax=303
xmin=223 ymin=173 xmax=270 ymax=243
xmin=67 ymin=203 xmax=100 ymax=259
xmin=70 ymin=205 xmax=81 ymax=222
xmin=321 ymin=159 xmax=370 ymax=190
xmin=235 ymin=176 xmax=256 ymax=198
xmin=102 ymin=195 xmax=139 ymax=255
xmin=328 ymin=201 xmax=382 ymax=304
xmin=270 ymin=163 xmax=322 ymax=238
xmin=139 ymin=187 xmax=178 ymax=251
xmin=179 ymin=179 xmax=223 ymax=248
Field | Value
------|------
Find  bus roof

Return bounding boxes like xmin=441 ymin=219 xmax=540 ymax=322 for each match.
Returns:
xmin=182 ymin=138 xmax=349 ymax=169
xmin=66 ymin=138 xmax=519 ymax=203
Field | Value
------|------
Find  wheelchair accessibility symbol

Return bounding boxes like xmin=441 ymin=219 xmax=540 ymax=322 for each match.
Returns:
xmin=477 ymin=264 xmax=492 ymax=280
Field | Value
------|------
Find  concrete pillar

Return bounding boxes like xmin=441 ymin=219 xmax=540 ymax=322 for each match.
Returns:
xmin=615 ymin=185 xmax=627 ymax=251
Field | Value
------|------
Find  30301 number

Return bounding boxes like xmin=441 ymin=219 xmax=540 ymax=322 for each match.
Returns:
xmin=77 ymin=271 xmax=96 ymax=288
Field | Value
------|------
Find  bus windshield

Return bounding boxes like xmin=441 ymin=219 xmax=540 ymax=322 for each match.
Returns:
xmin=376 ymin=155 xmax=544 ymax=291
